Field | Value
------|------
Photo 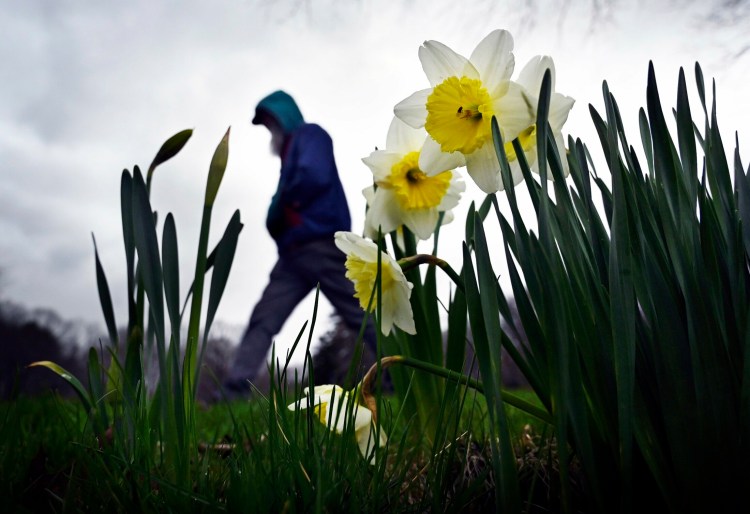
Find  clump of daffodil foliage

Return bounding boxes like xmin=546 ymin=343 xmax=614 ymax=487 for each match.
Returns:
xmin=321 ymin=26 xmax=749 ymax=514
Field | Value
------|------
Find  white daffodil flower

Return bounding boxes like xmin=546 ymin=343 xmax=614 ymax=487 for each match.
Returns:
xmin=334 ymin=231 xmax=416 ymax=336
xmin=288 ymin=384 xmax=387 ymax=463
xmin=362 ymin=117 xmax=465 ymax=241
xmin=394 ymin=29 xmax=533 ymax=193
xmin=504 ymin=55 xmax=575 ymax=183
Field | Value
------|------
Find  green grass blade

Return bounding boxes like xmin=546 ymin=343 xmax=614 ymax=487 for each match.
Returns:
xmin=742 ymin=307 xmax=750 ymax=454
xmin=86 ymin=347 xmax=110 ymax=432
xmin=161 ymin=212 xmax=185 ymax=455
xmin=646 ymin=62 xmax=691 ymax=236
xmin=92 ymin=234 xmax=119 ymax=348
xmin=444 ymin=288 xmax=467 ymax=374
xmin=706 ymin=79 xmax=736 ymax=238
xmin=195 ymin=210 xmax=243 ymax=400
xmin=534 ymin=68 xmax=552 ymax=176
xmin=162 ymin=213 xmax=181 ymax=340
xmin=27 ymin=361 xmax=93 ymax=413
xmin=131 ymin=167 xmax=177 ymax=471
xmin=735 ymin=143 xmax=750 ymax=257
xmin=466 ymin=214 xmax=521 ymax=513
xmin=120 ymin=170 xmax=137 ymax=333
xmin=146 ymin=128 xmax=193 ymax=191
xmin=184 ymin=129 xmax=231 ymax=441
xmin=603 ymin=79 xmax=637 ymax=509
xmin=675 ymin=67 xmax=698 ymax=200
xmin=204 ymin=127 xmax=230 ymax=207
xmin=639 ymin=108 xmax=655 ymax=175
xmin=186 ymin=129 xmax=231 ymax=390
xmin=203 ymin=209 xmax=242 ymax=343
xmin=589 ymin=103 xmax=613 ymax=171
xmin=131 ymin=168 xmax=166 ymax=357
xmin=695 ymin=62 xmax=708 ymax=120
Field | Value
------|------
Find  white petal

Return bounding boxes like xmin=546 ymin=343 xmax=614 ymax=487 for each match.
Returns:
xmin=365 ymin=189 xmax=402 ymax=236
xmin=378 ymin=305 xmax=395 ymax=336
xmin=334 ymin=231 xmax=379 ymax=262
xmin=362 ymin=151 xmax=402 ymax=182
xmin=362 ymin=223 xmax=378 ymax=242
xmin=309 ymin=385 xmax=343 ymax=405
xmin=437 ymin=174 xmax=465 ymax=211
xmin=470 ymin=29 xmax=515 ymax=98
xmin=362 ymin=185 xmax=375 ymax=205
xmin=351 ymin=403 xmax=374 ymax=431
xmin=418 ymin=136 xmax=466 ymax=175
xmin=356 ymin=423 xmax=386 ymax=464
xmin=394 ymin=89 xmax=431 ymax=128
xmin=494 ymin=82 xmax=535 ymax=142
xmin=329 ymin=397 xmax=371 ymax=434
xmin=362 ymin=188 xmax=380 ymax=240
xmin=393 ymin=227 xmax=406 ymax=254
xmin=390 ymin=282 xmax=416 ymax=334
xmin=356 ymin=426 xmax=374 ymax=461
xmin=289 ymin=384 xmax=342 ymax=414
xmin=524 ymin=145 xmax=539 ymax=174
xmin=288 ymin=398 xmax=308 ymax=411
xmin=548 ymin=92 xmax=575 ymax=132
xmin=403 ymin=208 xmax=439 ymax=240
xmin=517 ymin=55 xmax=556 ymax=97
xmin=465 ymin=144 xmax=503 ymax=193
xmin=328 ymin=396 xmax=358 ymax=434
xmin=378 ymin=261 xmax=415 ymax=336
xmin=386 ymin=116 xmax=427 ymax=154
xmin=507 ymin=159 xmax=525 ymax=187
xmin=419 ymin=40 xmax=477 ymax=85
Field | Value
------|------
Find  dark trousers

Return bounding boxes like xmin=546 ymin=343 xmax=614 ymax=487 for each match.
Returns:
xmin=227 ymin=237 xmax=378 ymax=385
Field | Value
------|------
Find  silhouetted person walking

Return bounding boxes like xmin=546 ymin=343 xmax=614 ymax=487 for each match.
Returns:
xmin=222 ymin=90 xmax=376 ymax=399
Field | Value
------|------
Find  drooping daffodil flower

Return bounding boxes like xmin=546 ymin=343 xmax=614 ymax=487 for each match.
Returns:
xmin=504 ymin=55 xmax=575 ymax=183
xmin=362 ymin=116 xmax=465 ymax=241
xmin=334 ymin=231 xmax=416 ymax=336
xmin=288 ymin=384 xmax=387 ymax=463
xmin=394 ymin=29 xmax=533 ymax=193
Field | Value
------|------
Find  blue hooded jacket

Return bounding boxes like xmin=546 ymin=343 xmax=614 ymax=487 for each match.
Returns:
xmin=252 ymin=90 xmax=351 ymax=254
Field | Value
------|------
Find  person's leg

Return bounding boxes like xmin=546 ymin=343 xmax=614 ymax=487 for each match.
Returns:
xmin=224 ymin=256 xmax=312 ymax=394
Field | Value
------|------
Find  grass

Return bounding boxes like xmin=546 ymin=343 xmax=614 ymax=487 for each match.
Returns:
xmin=0 ymin=386 xmax=547 ymax=513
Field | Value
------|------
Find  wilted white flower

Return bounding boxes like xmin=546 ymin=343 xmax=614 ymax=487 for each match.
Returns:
xmin=288 ymin=384 xmax=387 ymax=463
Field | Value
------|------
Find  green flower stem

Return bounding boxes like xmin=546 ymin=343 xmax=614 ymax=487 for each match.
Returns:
xmin=360 ymin=355 xmax=552 ymax=425
xmin=398 ymin=254 xmax=464 ymax=293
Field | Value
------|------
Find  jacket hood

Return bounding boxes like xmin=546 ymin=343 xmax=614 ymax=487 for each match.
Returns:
xmin=252 ymin=90 xmax=305 ymax=134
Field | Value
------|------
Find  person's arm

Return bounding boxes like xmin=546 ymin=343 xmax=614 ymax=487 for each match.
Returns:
xmin=265 ymin=188 xmax=286 ymax=238
xmin=281 ymin=125 xmax=338 ymax=207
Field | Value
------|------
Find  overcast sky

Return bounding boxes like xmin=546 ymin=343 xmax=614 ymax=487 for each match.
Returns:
xmin=2 ymin=0 xmax=749 ymax=360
